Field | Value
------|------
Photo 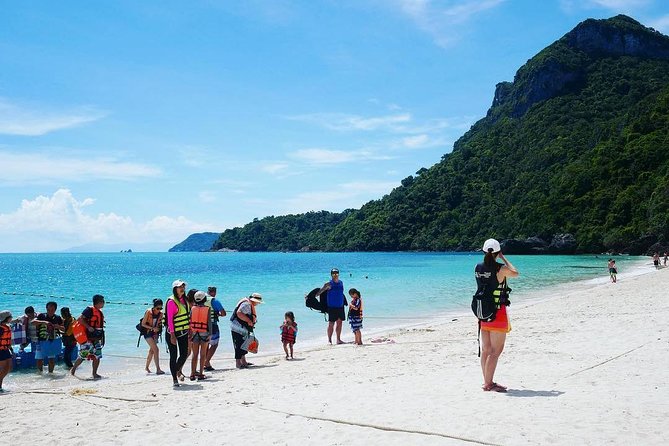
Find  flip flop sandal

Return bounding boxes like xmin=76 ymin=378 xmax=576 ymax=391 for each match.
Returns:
xmin=189 ymin=375 xmax=196 ymax=381
xmin=492 ymin=382 xmax=507 ymax=390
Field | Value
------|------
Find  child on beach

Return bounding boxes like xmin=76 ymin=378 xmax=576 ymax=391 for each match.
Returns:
xmin=189 ymin=291 xmax=211 ymax=380
xmin=280 ymin=312 xmax=297 ymax=360
xmin=60 ymin=307 xmax=76 ymax=369
xmin=0 ymin=311 xmax=13 ymax=392
xmin=607 ymin=259 xmax=617 ymax=283
xmin=348 ymin=288 xmax=363 ymax=345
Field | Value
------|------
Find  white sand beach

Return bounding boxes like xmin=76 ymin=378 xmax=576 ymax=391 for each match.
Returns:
xmin=2 ymin=266 xmax=667 ymax=446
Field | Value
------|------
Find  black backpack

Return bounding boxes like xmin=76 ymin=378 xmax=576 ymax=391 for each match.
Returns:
xmin=305 ymin=287 xmax=327 ymax=313
xmin=471 ymin=262 xmax=499 ymax=357
xmin=471 ymin=263 xmax=498 ymax=323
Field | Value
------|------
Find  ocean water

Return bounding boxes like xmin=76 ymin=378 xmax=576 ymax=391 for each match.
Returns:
xmin=0 ymin=252 xmax=645 ymax=364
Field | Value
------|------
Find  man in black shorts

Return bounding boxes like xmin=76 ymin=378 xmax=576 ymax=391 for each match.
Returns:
xmin=319 ymin=268 xmax=346 ymax=344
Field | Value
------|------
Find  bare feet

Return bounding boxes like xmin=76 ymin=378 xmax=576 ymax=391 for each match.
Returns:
xmin=93 ymin=374 xmax=102 ymax=380
xmin=156 ymin=370 xmax=165 ymax=375
xmin=336 ymin=340 xmax=345 ymax=345
xmin=145 ymin=368 xmax=152 ymax=374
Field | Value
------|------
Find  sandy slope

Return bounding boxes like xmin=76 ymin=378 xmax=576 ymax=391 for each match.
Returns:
xmin=2 ymin=266 xmax=667 ymax=446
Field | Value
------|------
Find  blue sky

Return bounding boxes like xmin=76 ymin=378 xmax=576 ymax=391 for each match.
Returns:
xmin=1 ymin=0 xmax=668 ymax=252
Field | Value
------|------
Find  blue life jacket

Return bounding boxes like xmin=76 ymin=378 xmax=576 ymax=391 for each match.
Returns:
xmin=327 ymin=279 xmax=345 ymax=308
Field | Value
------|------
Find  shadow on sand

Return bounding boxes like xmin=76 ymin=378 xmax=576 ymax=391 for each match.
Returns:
xmin=506 ymin=389 xmax=564 ymax=398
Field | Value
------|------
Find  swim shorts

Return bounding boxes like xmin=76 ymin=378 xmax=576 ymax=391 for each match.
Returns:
xmin=0 ymin=349 xmax=11 ymax=361
xmin=209 ymin=325 xmax=220 ymax=346
xmin=327 ymin=306 xmax=346 ymax=322
xmin=79 ymin=340 xmax=103 ymax=360
xmin=38 ymin=338 xmax=62 ymax=359
xmin=191 ymin=332 xmax=210 ymax=344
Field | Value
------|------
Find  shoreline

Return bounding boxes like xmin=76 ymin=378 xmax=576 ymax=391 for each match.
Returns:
xmin=6 ymin=257 xmax=652 ymax=378
xmin=2 ymin=260 xmax=667 ymax=444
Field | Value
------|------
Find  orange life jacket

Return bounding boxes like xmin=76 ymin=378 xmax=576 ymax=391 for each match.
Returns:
xmin=190 ymin=305 xmax=209 ymax=333
xmin=88 ymin=306 xmax=104 ymax=329
xmin=0 ymin=324 xmax=11 ymax=350
xmin=71 ymin=321 xmax=88 ymax=345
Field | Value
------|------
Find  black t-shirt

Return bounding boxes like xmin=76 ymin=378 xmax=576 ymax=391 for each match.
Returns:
xmin=36 ymin=313 xmax=63 ymax=340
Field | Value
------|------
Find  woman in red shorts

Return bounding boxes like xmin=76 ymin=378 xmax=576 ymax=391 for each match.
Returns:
xmin=476 ymin=239 xmax=519 ymax=393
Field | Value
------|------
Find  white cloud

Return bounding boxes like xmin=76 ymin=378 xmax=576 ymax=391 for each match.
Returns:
xmin=287 ymin=113 xmax=412 ymax=131
xmin=287 ymin=111 xmax=473 ymax=135
xmin=282 ymin=181 xmax=399 ymax=213
xmin=198 ymin=191 xmax=217 ymax=203
xmin=649 ymin=14 xmax=669 ymax=33
xmin=0 ymin=98 xmax=105 ymax=136
xmin=390 ymin=0 xmax=506 ymax=48
xmin=289 ymin=148 xmax=393 ymax=165
xmin=560 ymin=0 xmax=651 ymax=13
xmin=0 ymin=189 xmax=217 ymax=252
xmin=0 ymin=150 xmax=160 ymax=185
xmin=260 ymin=162 xmax=290 ymax=174
xmin=400 ymin=133 xmax=449 ymax=149
xmin=588 ymin=0 xmax=650 ymax=8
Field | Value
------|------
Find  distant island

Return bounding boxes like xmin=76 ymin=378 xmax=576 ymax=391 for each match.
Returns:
xmin=172 ymin=15 xmax=669 ymax=256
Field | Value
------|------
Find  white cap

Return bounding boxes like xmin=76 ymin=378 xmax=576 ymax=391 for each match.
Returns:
xmin=482 ymin=238 xmax=501 ymax=253
xmin=249 ymin=292 xmax=263 ymax=304
xmin=172 ymin=279 xmax=187 ymax=288
xmin=194 ymin=291 xmax=207 ymax=303
xmin=0 ymin=310 xmax=11 ymax=322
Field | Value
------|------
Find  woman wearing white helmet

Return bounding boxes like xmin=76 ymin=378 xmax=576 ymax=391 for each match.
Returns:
xmin=475 ymin=239 xmax=519 ymax=393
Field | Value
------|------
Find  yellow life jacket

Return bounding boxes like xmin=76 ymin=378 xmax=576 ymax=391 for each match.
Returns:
xmin=168 ymin=296 xmax=190 ymax=332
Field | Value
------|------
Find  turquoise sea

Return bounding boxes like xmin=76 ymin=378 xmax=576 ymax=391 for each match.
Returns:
xmin=0 ymin=252 xmax=645 ymax=365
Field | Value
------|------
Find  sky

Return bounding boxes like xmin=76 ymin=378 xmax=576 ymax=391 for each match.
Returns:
xmin=1 ymin=0 xmax=668 ymax=252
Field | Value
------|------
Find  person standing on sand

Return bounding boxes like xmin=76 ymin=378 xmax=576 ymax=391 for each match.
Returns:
xmin=167 ymin=280 xmax=190 ymax=387
xmin=70 ymin=295 xmax=106 ymax=380
xmin=230 ymin=293 xmax=262 ymax=369
xmin=141 ymin=299 xmax=165 ymax=375
xmin=608 ymin=259 xmax=617 ymax=283
xmin=348 ymin=288 xmax=363 ymax=345
xmin=475 ymin=239 xmax=519 ymax=393
xmin=204 ymin=286 xmax=226 ymax=372
xmin=318 ymin=268 xmax=346 ymax=344
xmin=663 ymin=252 xmax=668 ymax=267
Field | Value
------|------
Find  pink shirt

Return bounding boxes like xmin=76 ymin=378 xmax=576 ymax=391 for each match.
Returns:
xmin=166 ymin=297 xmax=187 ymax=333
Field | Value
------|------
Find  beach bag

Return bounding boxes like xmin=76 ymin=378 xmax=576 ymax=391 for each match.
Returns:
xmin=12 ymin=322 xmax=27 ymax=345
xmin=242 ymin=332 xmax=259 ymax=354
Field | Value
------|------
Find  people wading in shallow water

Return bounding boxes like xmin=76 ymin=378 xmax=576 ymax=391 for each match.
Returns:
xmin=71 ymin=294 xmax=106 ymax=380
xmin=608 ymin=259 xmax=617 ymax=283
xmin=166 ymin=280 xmax=190 ymax=387
xmin=142 ymin=299 xmax=165 ymax=375
xmin=475 ymin=239 xmax=519 ymax=393
xmin=318 ymin=268 xmax=346 ymax=345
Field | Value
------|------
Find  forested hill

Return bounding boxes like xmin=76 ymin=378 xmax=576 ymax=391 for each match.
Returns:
xmin=198 ymin=15 xmax=669 ymax=255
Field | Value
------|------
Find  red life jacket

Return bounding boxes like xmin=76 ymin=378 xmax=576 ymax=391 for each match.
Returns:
xmin=0 ymin=324 xmax=11 ymax=350
xmin=281 ymin=323 xmax=297 ymax=344
xmin=190 ymin=306 xmax=209 ymax=333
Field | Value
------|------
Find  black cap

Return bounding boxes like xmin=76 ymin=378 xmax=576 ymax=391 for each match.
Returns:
xmin=331 ymin=268 xmax=340 ymax=274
